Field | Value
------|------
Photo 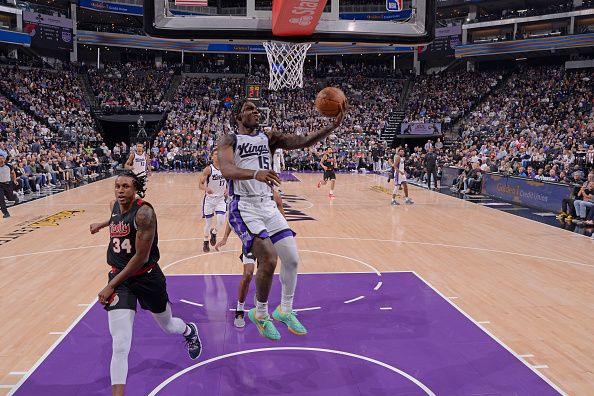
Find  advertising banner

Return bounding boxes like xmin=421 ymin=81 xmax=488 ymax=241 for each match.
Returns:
xmin=481 ymin=173 xmax=572 ymax=212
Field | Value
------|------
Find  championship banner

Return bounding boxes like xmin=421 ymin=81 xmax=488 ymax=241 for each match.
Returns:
xmin=399 ymin=123 xmax=442 ymax=135
xmin=22 ymin=11 xmax=73 ymax=51
xmin=481 ymin=173 xmax=572 ymax=212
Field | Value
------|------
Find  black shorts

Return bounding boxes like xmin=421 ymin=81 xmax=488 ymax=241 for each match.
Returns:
xmin=323 ymin=170 xmax=336 ymax=181
xmin=105 ymin=264 xmax=169 ymax=314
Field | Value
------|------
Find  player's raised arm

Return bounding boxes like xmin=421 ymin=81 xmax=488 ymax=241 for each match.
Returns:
xmin=268 ymin=106 xmax=346 ymax=151
xmin=217 ymin=134 xmax=280 ymax=186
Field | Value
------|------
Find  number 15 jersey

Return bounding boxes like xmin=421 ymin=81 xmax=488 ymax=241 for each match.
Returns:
xmin=107 ymin=199 xmax=160 ymax=271
xmin=228 ymin=132 xmax=273 ymax=198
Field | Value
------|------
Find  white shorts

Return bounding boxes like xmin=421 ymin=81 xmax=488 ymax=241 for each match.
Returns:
xmin=202 ymin=195 xmax=226 ymax=218
xmin=273 ymin=160 xmax=282 ymax=174
xmin=228 ymin=196 xmax=295 ymax=254
xmin=394 ymin=171 xmax=407 ymax=185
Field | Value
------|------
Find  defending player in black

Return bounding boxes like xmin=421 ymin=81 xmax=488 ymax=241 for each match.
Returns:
xmin=89 ymin=170 xmax=201 ymax=396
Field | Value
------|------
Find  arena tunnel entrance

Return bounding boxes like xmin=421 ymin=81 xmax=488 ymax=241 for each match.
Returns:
xmin=95 ymin=112 xmax=166 ymax=148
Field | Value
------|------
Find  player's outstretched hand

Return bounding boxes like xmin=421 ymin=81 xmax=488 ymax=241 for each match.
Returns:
xmin=331 ymin=102 xmax=347 ymax=130
xmin=90 ymin=223 xmax=103 ymax=234
xmin=255 ymin=170 xmax=281 ymax=187
xmin=214 ymin=238 xmax=227 ymax=251
xmin=206 ymin=187 xmax=214 ymax=195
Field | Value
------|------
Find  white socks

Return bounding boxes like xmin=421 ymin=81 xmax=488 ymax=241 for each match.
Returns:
xmin=256 ymin=300 xmax=269 ymax=319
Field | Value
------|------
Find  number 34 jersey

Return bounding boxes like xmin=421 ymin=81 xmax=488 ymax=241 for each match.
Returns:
xmin=228 ymin=132 xmax=273 ymax=198
xmin=107 ymin=199 xmax=160 ymax=271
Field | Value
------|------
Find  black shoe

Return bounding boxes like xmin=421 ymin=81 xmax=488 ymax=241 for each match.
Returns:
xmin=210 ymin=230 xmax=217 ymax=247
xmin=3 ymin=212 xmax=10 ymax=218
xmin=184 ymin=322 xmax=202 ymax=360
xmin=203 ymin=240 xmax=210 ymax=252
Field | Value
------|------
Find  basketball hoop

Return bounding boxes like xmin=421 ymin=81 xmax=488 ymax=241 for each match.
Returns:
xmin=263 ymin=41 xmax=311 ymax=91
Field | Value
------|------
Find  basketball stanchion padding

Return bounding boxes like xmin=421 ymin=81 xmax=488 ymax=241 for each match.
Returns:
xmin=263 ymin=41 xmax=311 ymax=90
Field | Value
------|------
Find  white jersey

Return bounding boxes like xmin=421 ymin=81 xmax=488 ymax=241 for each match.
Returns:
xmin=230 ymin=132 xmax=273 ymax=197
xmin=132 ymin=152 xmax=147 ymax=176
xmin=273 ymin=148 xmax=284 ymax=173
xmin=206 ymin=164 xmax=226 ymax=198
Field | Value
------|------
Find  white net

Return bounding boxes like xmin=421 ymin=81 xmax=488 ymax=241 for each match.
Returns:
xmin=263 ymin=41 xmax=311 ymax=91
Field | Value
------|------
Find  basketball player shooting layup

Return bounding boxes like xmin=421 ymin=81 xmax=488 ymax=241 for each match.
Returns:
xmin=89 ymin=170 xmax=201 ymax=396
xmin=125 ymin=143 xmax=151 ymax=178
xmin=218 ymin=100 xmax=345 ymax=340
xmin=199 ymin=147 xmax=227 ymax=253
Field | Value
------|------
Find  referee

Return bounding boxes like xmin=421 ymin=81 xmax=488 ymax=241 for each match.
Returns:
xmin=424 ymin=147 xmax=438 ymax=191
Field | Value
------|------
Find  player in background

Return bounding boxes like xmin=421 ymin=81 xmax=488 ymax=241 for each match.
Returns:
xmin=125 ymin=143 xmax=151 ymax=178
xmin=390 ymin=148 xmax=414 ymax=205
xmin=199 ymin=147 xmax=227 ymax=252
xmin=317 ymin=147 xmax=337 ymax=198
xmin=273 ymin=147 xmax=285 ymax=195
xmin=89 ymin=170 xmax=201 ymax=396
xmin=215 ymin=190 xmax=285 ymax=328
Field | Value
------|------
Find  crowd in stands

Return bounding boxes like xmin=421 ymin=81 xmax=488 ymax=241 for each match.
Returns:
xmin=0 ymin=66 xmax=100 ymax=143
xmin=87 ymin=62 xmax=177 ymax=112
xmin=446 ymin=67 xmax=594 ymax=182
xmin=1 ymin=59 xmax=593 ymax=226
xmin=405 ymin=71 xmax=502 ymax=125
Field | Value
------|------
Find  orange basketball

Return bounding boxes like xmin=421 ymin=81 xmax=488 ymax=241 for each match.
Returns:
xmin=315 ymin=87 xmax=347 ymax=117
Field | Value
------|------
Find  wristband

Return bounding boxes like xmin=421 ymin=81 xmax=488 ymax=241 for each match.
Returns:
xmin=253 ymin=170 xmax=259 ymax=179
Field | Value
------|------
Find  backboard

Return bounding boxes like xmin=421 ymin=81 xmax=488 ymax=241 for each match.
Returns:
xmin=143 ymin=0 xmax=435 ymax=47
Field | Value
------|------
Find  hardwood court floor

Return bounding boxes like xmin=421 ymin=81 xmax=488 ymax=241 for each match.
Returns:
xmin=0 ymin=172 xmax=593 ymax=395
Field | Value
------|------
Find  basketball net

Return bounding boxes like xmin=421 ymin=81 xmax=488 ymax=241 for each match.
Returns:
xmin=263 ymin=41 xmax=311 ymax=90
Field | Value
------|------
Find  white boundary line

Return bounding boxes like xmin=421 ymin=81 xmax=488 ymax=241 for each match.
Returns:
xmin=48 ymin=332 xmax=65 ymax=335
xmin=293 ymin=306 xmax=321 ymax=312
xmin=380 ymin=307 xmax=392 ymax=310
xmin=374 ymin=281 xmax=383 ymax=290
xmin=147 ymin=347 xmax=436 ymax=396
xmin=412 ymin=272 xmax=567 ymax=395
xmin=1 ymin=236 xmax=590 ymax=269
xmin=179 ymin=299 xmax=203 ymax=308
xmin=344 ymin=296 xmax=365 ymax=304
xmin=161 ymin=249 xmax=383 ymax=276
xmin=8 ymin=301 xmax=96 ymax=396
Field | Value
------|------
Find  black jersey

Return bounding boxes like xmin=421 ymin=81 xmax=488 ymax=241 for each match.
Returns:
xmin=323 ymin=155 xmax=336 ymax=171
xmin=107 ymin=199 xmax=160 ymax=271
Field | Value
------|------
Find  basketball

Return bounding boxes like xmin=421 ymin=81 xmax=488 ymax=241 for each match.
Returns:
xmin=315 ymin=87 xmax=347 ymax=117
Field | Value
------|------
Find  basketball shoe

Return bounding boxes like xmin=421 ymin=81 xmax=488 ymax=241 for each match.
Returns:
xmin=272 ymin=306 xmax=307 ymax=335
xmin=184 ymin=322 xmax=202 ymax=360
xmin=248 ymin=309 xmax=281 ymax=340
